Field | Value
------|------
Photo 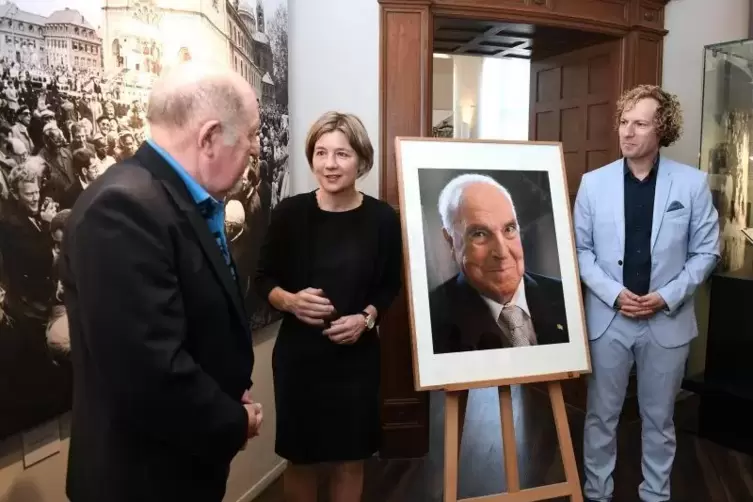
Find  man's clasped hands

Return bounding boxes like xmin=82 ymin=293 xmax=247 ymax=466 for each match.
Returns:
xmin=615 ymin=289 xmax=667 ymax=319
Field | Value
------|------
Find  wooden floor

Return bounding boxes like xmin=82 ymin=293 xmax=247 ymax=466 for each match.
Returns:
xmin=255 ymin=386 xmax=753 ymax=502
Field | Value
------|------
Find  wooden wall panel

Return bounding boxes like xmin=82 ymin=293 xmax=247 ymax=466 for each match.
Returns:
xmin=380 ymin=9 xmax=428 ymax=206
xmin=530 ymin=40 xmax=621 ymax=201
xmin=635 ymin=34 xmax=663 ymax=85
xmin=555 ymin=0 xmax=630 ymax=26
xmin=378 ymin=2 xmax=432 ymax=458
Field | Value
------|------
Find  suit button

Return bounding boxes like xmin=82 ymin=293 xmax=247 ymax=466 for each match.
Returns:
xmin=618 ymin=260 xmax=623 ymax=266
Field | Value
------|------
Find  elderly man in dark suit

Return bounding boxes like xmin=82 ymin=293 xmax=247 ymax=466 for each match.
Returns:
xmin=60 ymin=62 xmax=264 ymax=502
xmin=430 ymin=173 xmax=569 ymax=354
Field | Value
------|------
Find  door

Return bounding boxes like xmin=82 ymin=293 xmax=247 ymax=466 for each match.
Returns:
xmin=529 ymin=39 xmax=622 ymax=205
xmin=528 ymin=39 xmax=642 ymax=418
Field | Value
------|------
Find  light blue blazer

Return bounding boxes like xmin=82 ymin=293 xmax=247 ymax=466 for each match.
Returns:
xmin=573 ymin=156 xmax=721 ymax=348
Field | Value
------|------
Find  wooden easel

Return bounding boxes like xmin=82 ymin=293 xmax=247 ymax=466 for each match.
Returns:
xmin=443 ymin=377 xmax=583 ymax=502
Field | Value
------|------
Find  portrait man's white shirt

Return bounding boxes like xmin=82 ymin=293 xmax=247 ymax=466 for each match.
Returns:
xmin=481 ymin=277 xmax=530 ymax=322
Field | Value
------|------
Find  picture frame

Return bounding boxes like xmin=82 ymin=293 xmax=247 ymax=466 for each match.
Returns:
xmin=394 ymin=137 xmax=590 ymax=391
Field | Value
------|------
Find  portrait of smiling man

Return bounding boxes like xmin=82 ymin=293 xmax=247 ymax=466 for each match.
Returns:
xmin=428 ymin=173 xmax=570 ymax=354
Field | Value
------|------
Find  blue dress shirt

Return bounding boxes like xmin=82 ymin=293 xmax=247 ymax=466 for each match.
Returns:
xmin=147 ymin=139 xmax=234 ymax=276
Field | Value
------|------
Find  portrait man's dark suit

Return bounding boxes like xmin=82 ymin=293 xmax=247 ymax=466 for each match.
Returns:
xmin=430 ymin=271 xmax=569 ymax=354
xmin=60 ymin=143 xmax=254 ymax=502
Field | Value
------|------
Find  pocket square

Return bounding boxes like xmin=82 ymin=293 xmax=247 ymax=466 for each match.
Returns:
xmin=666 ymin=200 xmax=684 ymax=212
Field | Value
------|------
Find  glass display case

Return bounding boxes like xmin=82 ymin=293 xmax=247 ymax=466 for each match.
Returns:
xmin=700 ymin=38 xmax=753 ymax=276
xmin=697 ymin=38 xmax=753 ymax=456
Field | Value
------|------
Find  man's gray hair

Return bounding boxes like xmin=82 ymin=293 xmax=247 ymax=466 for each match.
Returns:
xmin=437 ymin=173 xmax=518 ymax=234
xmin=146 ymin=62 xmax=246 ymax=143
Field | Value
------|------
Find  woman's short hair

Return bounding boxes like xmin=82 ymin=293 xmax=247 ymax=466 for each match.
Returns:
xmin=305 ymin=111 xmax=374 ymax=177
xmin=615 ymin=84 xmax=683 ymax=148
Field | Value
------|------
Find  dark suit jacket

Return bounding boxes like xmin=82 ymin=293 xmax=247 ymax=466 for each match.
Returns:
xmin=59 ymin=177 xmax=85 ymax=210
xmin=0 ymin=204 xmax=54 ymax=320
xmin=430 ymin=271 xmax=569 ymax=354
xmin=60 ymin=143 xmax=254 ymax=502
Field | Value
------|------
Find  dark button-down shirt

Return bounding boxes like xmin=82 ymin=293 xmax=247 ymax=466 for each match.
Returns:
xmin=147 ymin=139 xmax=234 ymax=277
xmin=622 ymin=156 xmax=659 ymax=296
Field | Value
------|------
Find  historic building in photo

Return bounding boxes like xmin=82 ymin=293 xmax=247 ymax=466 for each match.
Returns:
xmin=228 ymin=0 xmax=264 ymax=101
xmin=0 ymin=2 xmax=102 ymax=71
xmin=101 ymin=0 xmax=275 ymax=104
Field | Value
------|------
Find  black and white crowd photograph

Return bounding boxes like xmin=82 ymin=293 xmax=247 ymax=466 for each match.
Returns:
xmin=0 ymin=0 xmax=289 ymax=441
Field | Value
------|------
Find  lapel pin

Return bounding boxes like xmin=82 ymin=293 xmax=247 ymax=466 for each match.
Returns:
xmin=556 ymin=324 xmax=563 ymax=330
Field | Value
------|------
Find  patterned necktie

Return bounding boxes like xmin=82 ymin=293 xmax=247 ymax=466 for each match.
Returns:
xmin=498 ymin=305 xmax=535 ymax=347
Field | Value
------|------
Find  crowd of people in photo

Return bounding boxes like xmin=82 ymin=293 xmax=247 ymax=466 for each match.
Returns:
xmin=0 ymin=58 xmax=290 ymax=438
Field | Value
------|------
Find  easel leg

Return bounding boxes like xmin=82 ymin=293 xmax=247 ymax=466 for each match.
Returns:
xmin=444 ymin=380 xmax=581 ymax=502
xmin=549 ymin=381 xmax=583 ymax=502
xmin=499 ymin=386 xmax=520 ymax=493
xmin=457 ymin=389 xmax=469 ymax=460
xmin=444 ymin=391 xmax=460 ymax=502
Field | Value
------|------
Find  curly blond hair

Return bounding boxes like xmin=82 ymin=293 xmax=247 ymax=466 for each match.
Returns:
xmin=615 ymin=84 xmax=683 ymax=147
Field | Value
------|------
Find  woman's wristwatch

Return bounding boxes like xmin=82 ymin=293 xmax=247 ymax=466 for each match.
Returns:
xmin=360 ymin=311 xmax=376 ymax=330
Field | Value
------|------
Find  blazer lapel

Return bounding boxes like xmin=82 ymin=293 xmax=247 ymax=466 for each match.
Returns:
xmin=651 ymin=159 xmax=672 ymax=251
xmin=133 ymin=145 xmax=249 ymax=333
xmin=181 ymin=203 xmax=248 ymax=328
xmin=611 ymin=160 xmax=626 ymax=252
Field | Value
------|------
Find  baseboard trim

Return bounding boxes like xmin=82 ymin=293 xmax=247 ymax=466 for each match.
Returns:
xmin=235 ymin=459 xmax=288 ymax=502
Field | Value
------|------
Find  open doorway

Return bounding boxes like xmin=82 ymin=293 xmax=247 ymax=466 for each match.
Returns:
xmin=431 ymin=18 xmax=621 ymax=202
xmin=418 ymin=18 xmax=627 ymax=497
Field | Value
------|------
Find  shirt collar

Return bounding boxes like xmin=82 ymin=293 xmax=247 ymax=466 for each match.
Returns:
xmin=623 ymin=153 xmax=660 ymax=179
xmin=481 ymin=277 xmax=530 ymax=322
xmin=146 ymin=138 xmax=219 ymax=209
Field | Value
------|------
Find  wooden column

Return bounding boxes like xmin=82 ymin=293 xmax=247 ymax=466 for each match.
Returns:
xmin=378 ymin=0 xmax=433 ymax=458
xmin=621 ymin=1 xmax=669 ymax=88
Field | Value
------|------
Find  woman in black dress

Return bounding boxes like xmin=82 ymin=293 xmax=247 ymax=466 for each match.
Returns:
xmin=255 ymin=111 xmax=402 ymax=501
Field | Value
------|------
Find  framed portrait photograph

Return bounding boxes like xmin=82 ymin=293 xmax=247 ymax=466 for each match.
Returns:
xmin=395 ymin=137 xmax=590 ymax=391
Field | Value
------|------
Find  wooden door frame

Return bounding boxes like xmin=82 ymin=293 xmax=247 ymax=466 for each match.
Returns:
xmin=377 ymin=0 xmax=671 ymax=459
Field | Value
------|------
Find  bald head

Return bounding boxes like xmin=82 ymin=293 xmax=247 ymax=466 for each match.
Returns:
xmin=147 ymin=62 xmax=257 ymax=136
xmin=438 ymin=174 xmax=525 ymax=304
xmin=146 ymin=62 xmax=262 ymax=200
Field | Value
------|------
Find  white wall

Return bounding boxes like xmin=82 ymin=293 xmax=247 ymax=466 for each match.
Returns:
xmin=662 ymin=0 xmax=750 ymax=167
xmin=288 ymin=0 xmax=380 ymax=198
xmin=452 ymin=54 xmax=482 ymax=138
xmin=433 ymin=56 xmax=454 ymax=126
xmin=660 ymin=0 xmax=749 ymax=376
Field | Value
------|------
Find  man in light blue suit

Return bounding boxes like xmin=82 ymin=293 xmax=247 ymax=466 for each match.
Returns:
xmin=573 ymin=84 xmax=720 ymax=502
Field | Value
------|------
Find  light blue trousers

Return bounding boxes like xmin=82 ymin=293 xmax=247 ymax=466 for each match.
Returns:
xmin=582 ymin=314 xmax=689 ymax=502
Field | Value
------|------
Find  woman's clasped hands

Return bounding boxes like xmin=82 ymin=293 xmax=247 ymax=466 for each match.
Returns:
xmin=288 ymin=287 xmax=365 ymax=345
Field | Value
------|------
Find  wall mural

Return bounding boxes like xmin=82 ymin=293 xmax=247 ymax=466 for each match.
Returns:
xmin=1 ymin=0 xmax=290 ymax=440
